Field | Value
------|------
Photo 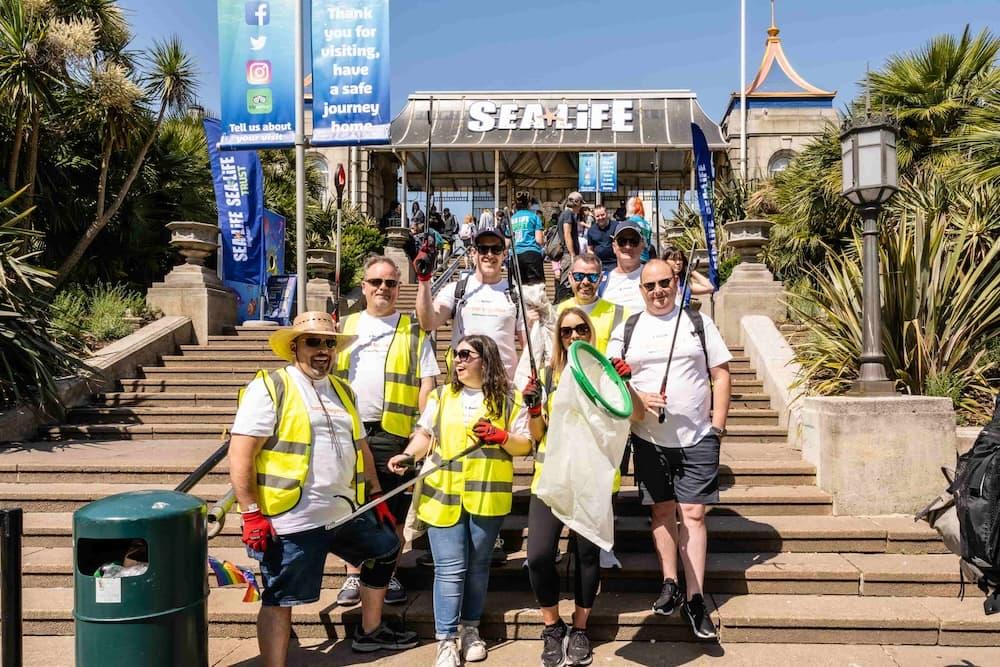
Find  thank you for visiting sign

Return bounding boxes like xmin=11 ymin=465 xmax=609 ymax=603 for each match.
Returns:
xmin=598 ymin=152 xmax=617 ymax=193
xmin=217 ymin=0 xmax=296 ymax=149
xmin=578 ymin=152 xmax=598 ymax=192
xmin=311 ymin=0 xmax=391 ymax=145
xmin=579 ymin=152 xmax=618 ymax=193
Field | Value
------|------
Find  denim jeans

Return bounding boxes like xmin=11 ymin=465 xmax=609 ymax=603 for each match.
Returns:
xmin=427 ymin=511 xmax=505 ymax=639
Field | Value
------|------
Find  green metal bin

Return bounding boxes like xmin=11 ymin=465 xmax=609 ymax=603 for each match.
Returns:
xmin=73 ymin=490 xmax=208 ymax=667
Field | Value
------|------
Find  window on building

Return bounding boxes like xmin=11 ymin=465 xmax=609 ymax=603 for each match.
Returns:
xmin=767 ymin=150 xmax=795 ymax=176
xmin=311 ymin=155 xmax=330 ymax=206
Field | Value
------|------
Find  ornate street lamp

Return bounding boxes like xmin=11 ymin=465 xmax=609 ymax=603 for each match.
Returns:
xmin=840 ymin=110 xmax=898 ymax=394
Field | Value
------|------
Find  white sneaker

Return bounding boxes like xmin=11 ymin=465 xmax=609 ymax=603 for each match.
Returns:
xmin=459 ymin=624 xmax=488 ymax=662
xmin=599 ymin=548 xmax=622 ymax=570
xmin=435 ymin=639 xmax=461 ymax=667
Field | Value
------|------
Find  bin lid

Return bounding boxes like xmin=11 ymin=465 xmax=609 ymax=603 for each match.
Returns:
xmin=74 ymin=490 xmax=205 ymax=524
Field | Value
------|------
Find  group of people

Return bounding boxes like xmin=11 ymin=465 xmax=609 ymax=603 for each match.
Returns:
xmin=229 ymin=190 xmax=731 ymax=667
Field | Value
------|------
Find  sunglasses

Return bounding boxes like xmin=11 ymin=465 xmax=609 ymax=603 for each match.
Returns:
xmin=559 ymin=323 xmax=591 ymax=338
xmin=301 ymin=337 xmax=337 ymax=349
xmin=364 ymin=278 xmax=399 ymax=289
xmin=615 ymin=236 xmax=642 ymax=248
xmin=571 ymin=272 xmax=600 ymax=284
xmin=641 ymin=277 xmax=675 ymax=291
xmin=475 ymin=244 xmax=504 ymax=256
xmin=454 ymin=349 xmax=480 ymax=363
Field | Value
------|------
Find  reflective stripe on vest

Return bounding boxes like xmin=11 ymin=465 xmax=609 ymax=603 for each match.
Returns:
xmin=249 ymin=368 xmax=366 ymax=516
xmin=530 ymin=366 xmax=621 ymax=495
xmin=417 ymin=386 xmax=518 ymax=527
xmin=556 ymin=298 xmax=629 ymax=354
xmin=335 ymin=312 xmax=426 ymax=438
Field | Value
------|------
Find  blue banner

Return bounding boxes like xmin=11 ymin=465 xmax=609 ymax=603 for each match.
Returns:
xmin=204 ymin=118 xmax=265 ymax=289
xmin=578 ymin=152 xmax=597 ymax=192
xmin=217 ymin=0 xmax=296 ymax=149
xmin=311 ymin=0 xmax=391 ymax=145
xmin=263 ymin=209 xmax=286 ymax=277
xmin=598 ymin=152 xmax=617 ymax=193
xmin=690 ymin=123 xmax=720 ymax=288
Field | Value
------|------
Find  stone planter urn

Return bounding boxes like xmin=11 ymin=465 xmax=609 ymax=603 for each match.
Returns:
xmin=385 ymin=226 xmax=410 ymax=249
xmin=724 ymin=218 xmax=773 ymax=265
xmin=166 ymin=221 xmax=219 ymax=266
xmin=663 ymin=225 xmax=687 ymax=241
xmin=306 ymin=248 xmax=337 ymax=280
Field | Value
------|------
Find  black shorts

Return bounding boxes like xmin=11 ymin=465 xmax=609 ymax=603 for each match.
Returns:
xmin=632 ymin=432 xmax=721 ymax=505
xmin=364 ymin=421 xmax=415 ymax=521
xmin=515 ymin=250 xmax=546 ymax=285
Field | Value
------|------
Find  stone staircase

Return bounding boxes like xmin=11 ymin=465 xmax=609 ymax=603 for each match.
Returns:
xmin=6 ymin=266 xmax=1000 ymax=655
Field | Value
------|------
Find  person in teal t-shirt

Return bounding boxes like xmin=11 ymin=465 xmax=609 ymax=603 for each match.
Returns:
xmin=510 ymin=191 xmax=545 ymax=285
xmin=626 ymin=196 xmax=655 ymax=263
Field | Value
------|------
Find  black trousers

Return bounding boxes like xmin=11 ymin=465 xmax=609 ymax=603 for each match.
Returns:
xmin=526 ymin=495 xmax=601 ymax=609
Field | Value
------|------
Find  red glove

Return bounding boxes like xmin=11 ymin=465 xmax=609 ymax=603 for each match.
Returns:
xmin=609 ymin=357 xmax=632 ymax=382
xmin=413 ymin=237 xmax=436 ymax=281
xmin=369 ymin=492 xmax=397 ymax=529
xmin=522 ymin=376 xmax=543 ymax=418
xmin=240 ymin=510 xmax=277 ymax=552
xmin=473 ymin=418 xmax=509 ymax=445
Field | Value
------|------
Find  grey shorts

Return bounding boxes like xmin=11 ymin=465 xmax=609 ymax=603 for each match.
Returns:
xmin=632 ymin=432 xmax=721 ymax=505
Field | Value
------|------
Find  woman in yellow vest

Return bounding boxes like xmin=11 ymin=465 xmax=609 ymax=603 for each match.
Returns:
xmin=388 ymin=335 xmax=532 ymax=667
xmin=523 ymin=306 xmax=623 ymax=667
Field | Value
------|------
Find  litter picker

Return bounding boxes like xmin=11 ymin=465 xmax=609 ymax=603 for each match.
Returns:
xmin=503 ymin=214 xmax=539 ymax=379
xmin=657 ymin=256 xmax=701 ymax=424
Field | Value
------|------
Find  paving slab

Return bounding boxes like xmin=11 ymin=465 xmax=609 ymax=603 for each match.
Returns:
xmin=867 ymin=515 xmax=947 ymax=554
xmin=844 ymin=554 xmax=961 ymax=596
xmin=916 ymin=596 xmax=1000 ymax=646
xmin=884 ymin=645 xmax=1000 ymax=666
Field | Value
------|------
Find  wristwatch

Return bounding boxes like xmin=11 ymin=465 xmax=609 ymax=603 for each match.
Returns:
xmin=710 ymin=426 xmax=727 ymax=438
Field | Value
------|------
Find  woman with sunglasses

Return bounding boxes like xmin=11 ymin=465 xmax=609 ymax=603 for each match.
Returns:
xmin=388 ymin=335 xmax=532 ymax=667
xmin=522 ymin=307 xmax=627 ymax=667
xmin=661 ymin=245 xmax=715 ymax=303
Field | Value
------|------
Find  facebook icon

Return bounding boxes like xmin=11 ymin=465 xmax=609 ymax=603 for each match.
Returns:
xmin=245 ymin=1 xmax=269 ymax=26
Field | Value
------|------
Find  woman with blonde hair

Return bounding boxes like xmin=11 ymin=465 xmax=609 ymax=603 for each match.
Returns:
xmin=457 ymin=213 xmax=475 ymax=268
xmin=626 ymin=195 xmax=654 ymax=263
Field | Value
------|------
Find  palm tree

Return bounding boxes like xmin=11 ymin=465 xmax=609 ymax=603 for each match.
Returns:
xmin=55 ymin=36 xmax=197 ymax=286
xmin=942 ymin=74 xmax=1000 ymax=188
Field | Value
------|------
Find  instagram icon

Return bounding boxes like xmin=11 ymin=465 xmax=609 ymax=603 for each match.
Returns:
xmin=246 ymin=60 xmax=272 ymax=85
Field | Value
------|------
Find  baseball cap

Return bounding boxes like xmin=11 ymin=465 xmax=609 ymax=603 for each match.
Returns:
xmin=473 ymin=228 xmax=505 ymax=244
xmin=566 ymin=191 xmax=583 ymax=205
xmin=612 ymin=220 xmax=643 ymax=239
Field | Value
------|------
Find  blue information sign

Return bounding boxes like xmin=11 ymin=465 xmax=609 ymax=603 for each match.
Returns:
xmin=578 ymin=152 xmax=598 ymax=192
xmin=265 ymin=275 xmax=298 ymax=324
xmin=217 ymin=0 xmax=296 ymax=149
xmin=598 ymin=152 xmax=617 ymax=193
xmin=311 ymin=0 xmax=391 ymax=145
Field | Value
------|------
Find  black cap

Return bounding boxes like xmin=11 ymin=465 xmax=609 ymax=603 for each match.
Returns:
xmin=473 ymin=228 xmax=505 ymax=244
xmin=612 ymin=220 xmax=643 ymax=239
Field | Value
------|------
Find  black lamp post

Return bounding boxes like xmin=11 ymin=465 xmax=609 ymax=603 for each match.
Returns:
xmin=840 ymin=111 xmax=898 ymax=395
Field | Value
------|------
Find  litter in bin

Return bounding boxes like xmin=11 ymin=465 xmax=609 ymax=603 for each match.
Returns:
xmin=92 ymin=539 xmax=149 ymax=578
xmin=208 ymin=555 xmax=261 ymax=602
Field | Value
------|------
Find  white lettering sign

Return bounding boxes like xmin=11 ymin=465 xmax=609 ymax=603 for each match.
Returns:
xmin=466 ymin=100 xmax=635 ymax=132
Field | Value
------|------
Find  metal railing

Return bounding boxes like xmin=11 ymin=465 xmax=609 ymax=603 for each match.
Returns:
xmin=1 ymin=508 xmax=23 ymax=667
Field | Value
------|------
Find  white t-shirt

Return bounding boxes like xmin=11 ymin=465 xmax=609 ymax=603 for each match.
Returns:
xmin=341 ymin=311 xmax=440 ymax=422
xmin=606 ymin=309 xmax=732 ymax=448
xmin=601 ymin=267 xmax=645 ymax=312
xmin=416 ymin=387 xmax=531 ymax=440
xmin=434 ymin=274 xmax=524 ymax=379
xmin=231 ymin=366 xmax=367 ymax=534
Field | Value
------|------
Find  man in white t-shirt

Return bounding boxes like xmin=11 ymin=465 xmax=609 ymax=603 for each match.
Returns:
xmin=416 ymin=227 xmax=525 ymax=380
xmin=598 ymin=220 xmax=646 ymax=312
xmin=606 ymin=259 xmax=732 ymax=641
xmin=228 ymin=312 xmax=419 ymax=664
xmin=334 ymin=256 xmax=440 ymax=606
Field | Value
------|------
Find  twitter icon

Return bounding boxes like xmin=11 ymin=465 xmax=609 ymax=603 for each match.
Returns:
xmin=250 ymin=35 xmax=267 ymax=51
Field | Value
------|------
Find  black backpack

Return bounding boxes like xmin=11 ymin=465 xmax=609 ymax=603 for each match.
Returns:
xmin=950 ymin=394 xmax=1000 ymax=614
xmin=619 ymin=308 xmax=709 ymax=375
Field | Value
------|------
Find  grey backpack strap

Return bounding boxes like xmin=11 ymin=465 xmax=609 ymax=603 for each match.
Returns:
xmin=620 ymin=313 xmax=642 ymax=360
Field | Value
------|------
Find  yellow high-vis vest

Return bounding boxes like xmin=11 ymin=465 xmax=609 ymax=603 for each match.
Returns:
xmin=556 ymin=298 xmax=628 ymax=354
xmin=416 ymin=386 xmax=520 ymax=527
xmin=334 ymin=312 xmax=427 ymax=438
xmin=530 ymin=367 xmax=621 ymax=494
xmin=246 ymin=368 xmax=365 ymax=517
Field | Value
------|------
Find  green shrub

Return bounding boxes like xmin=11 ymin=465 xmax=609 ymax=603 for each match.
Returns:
xmin=924 ymin=371 xmax=965 ymax=408
xmin=50 ymin=286 xmax=89 ymax=335
xmin=85 ymin=283 xmax=147 ymax=342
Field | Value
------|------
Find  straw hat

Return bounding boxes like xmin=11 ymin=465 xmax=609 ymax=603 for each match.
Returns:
xmin=268 ymin=311 xmax=357 ymax=363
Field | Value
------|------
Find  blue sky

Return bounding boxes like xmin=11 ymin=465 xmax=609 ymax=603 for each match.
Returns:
xmin=119 ymin=0 xmax=1000 ymax=122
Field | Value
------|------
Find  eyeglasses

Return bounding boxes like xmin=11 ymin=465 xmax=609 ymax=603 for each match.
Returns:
xmin=475 ymin=244 xmax=504 ymax=256
xmin=454 ymin=349 xmax=480 ymax=363
xmin=559 ymin=323 xmax=591 ymax=338
xmin=615 ymin=236 xmax=642 ymax=248
xmin=641 ymin=277 xmax=675 ymax=291
xmin=364 ymin=278 xmax=399 ymax=289
xmin=571 ymin=272 xmax=600 ymax=284
xmin=301 ymin=337 xmax=337 ymax=349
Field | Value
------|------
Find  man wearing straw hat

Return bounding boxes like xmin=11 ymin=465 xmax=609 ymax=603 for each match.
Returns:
xmin=229 ymin=311 xmax=419 ymax=665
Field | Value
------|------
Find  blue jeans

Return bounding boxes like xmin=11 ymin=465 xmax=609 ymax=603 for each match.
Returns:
xmin=427 ymin=512 xmax=505 ymax=639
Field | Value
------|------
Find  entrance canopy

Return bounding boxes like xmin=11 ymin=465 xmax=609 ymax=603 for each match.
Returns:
xmin=371 ymin=90 xmax=727 ymax=196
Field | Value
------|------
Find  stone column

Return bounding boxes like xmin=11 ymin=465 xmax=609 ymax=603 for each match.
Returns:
xmin=384 ymin=226 xmax=415 ymax=283
xmin=305 ymin=249 xmax=338 ymax=314
xmin=715 ymin=218 xmax=786 ymax=342
xmin=146 ymin=221 xmax=237 ymax=345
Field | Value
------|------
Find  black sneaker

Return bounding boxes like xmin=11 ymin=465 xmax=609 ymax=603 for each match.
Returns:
xmin=682 ymin=594 xmax=718 ymax=640
xmin=540 ymin=620 xmax=567 ymax=667
xmin=652 ymin=578 xmax=682 ymax=616
xmin=565 ymin=627 xmax=592 ymax=665
xmin=336 ymin=573 xmax=361 ymax=606
xmin=384 ymin=575 xmax=407 ymax=605
xmin=352 ymin=622 xmax=420 ymax=652
xmin=491 ymin=536 xmax=507 ymax=567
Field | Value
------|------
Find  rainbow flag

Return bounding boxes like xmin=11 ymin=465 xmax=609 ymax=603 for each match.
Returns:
xmin=208 ymin=555 xmax=261 ymax=603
